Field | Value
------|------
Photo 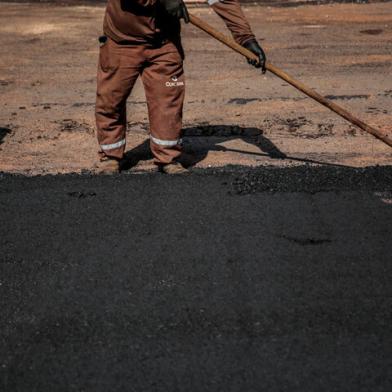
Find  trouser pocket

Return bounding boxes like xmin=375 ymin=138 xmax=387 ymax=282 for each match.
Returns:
xmin=98 ymin=35 xmax=107 ymax=47
xmin=99 ymin=35 xmax=118 ymax=72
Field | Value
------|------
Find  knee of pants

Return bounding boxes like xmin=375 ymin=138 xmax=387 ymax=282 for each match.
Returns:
xmin=96 ymin=97 xmax=126 ymax=130
xmin=96 ymin=90 xmax=126 ymax=115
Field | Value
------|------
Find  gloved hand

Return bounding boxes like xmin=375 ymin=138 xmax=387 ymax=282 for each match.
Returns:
xmin=243 ymin=39 xmax=267 ymax=74
xmin=160 ymin=0 xmax=190 ymax=23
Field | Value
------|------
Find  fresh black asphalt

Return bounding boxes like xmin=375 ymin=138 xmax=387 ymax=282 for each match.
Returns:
xmin=1 ymin=166 xmax=392 ymax=391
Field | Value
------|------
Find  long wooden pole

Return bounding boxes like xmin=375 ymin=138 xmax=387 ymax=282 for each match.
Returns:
xmin=188 ymin=13 xmax=392 ymax=148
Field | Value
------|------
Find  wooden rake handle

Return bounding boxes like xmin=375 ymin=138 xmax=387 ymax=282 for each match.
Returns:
xmin=188 ymin=13 xmax=392 ymax=148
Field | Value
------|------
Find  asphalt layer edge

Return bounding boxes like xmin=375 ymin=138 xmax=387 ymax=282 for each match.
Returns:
xmin=1 ymin=164 xmax=392 ymax=195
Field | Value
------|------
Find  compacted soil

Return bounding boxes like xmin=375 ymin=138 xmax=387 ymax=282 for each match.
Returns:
xmin=0 ymin=2 xmax=391 ymax=174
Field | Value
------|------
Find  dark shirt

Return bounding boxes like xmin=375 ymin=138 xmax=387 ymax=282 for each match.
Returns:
xmin=103 ymin=0 xmax=255 ymax=46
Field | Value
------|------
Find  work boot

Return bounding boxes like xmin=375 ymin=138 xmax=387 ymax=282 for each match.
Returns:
xmin=93 ymin=156 xmax=120 ymax=174
xmin=159 ymin=162 xmax=189 ymax=174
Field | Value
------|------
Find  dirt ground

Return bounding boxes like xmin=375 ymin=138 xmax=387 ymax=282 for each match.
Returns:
xmin=0 ymin=2 xmax=391 ymax=174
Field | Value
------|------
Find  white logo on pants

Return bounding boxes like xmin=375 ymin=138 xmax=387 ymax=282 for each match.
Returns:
xmin=166 ymin=76 xmax=184 ymax=87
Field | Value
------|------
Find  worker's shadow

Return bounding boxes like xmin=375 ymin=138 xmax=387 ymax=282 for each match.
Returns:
xmin=179 ymin=125 xmax=288 ymax=167
xmin=121 ymin=124 xmax=341 ymax=170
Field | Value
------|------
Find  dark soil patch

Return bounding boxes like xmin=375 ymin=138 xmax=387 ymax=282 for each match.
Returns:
xmin=56 ymin=119 xmax=92 ymax=133
xmin=360 ymin=29 xmax=384 ymax=35
xmin=378 ymin=90 xmax=392 ymax=98
xmin=0 ymin=79 xmax=13 ymax=87
xmin=281 ymin=117 xmax=312 ymax=133
xmin=324 ymin=94 xmax=369 ymax=100
xmin=228 ymin=98 xmax=261 ymax=105
xmin=183 ymin=124 xmax=262 ymax=137
xmin=0 ymin=127 xmax=12 ymax=144
xmin=72 ymin=102 xmax=95 ymax=108
xmin=366 ymin=107 xmax=388 ymax=115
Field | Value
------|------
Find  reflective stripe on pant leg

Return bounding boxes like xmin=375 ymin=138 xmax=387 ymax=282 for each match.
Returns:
xmin=150 ymin=136 xmax=182 ymax=147
xmin=142 ymin=42 xmax=185 ymax=164
xmin=95 ymin=38 xmax=143 ymax=159
xmin=100 ymin=138 xmax=126 ymax=151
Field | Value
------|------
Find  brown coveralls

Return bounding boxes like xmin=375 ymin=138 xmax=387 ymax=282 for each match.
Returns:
xmin=96 ymin=0 xmax=256 ymax=164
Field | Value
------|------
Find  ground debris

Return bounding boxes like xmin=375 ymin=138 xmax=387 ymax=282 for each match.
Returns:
xmin=228 ymin=97 xmax=261 ymax=105
xmin=324 ymin=94 xmax=369 ymax=101
xmin=56 ymin=119 xmax=93 ymax=134
xmin=67 ymin=191 xmax=96 ymax=199
xmin=0 ymin=79 xmax=13 ymax=87
xmin=183 ymin=124 xmax=261 ymax=137
xmin=378 ymin=90 xmax=392 ymax=98
xmin=279 ymin=235 xmax=332 ymax=245
xmin=231 ymin=165 xmax=392 ymax=195
xmin=366 ymin=107 xmax=388 ymax=115
xmin=360 ymin=29 xmax=383 ymax=35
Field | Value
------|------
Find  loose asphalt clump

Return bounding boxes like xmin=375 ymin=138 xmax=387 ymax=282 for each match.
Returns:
xmin=230 ymin=165 xmax=392 ymax=195
xmin=183 ymin=124 xmax=261 ymax=137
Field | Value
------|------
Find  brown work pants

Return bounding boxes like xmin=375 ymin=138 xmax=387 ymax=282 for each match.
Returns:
xmin=95 ymin=37 xmax=185 ymax=164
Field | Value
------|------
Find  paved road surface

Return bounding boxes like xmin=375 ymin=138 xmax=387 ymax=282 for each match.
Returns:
xmin=1 ymin=166 xmax=392 ymax=391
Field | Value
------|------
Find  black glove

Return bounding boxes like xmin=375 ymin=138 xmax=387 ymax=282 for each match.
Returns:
xmin=160 ymin=0 xmax=190 ymax=23
xmin=243 ymin=39 xmax=267 ymax=74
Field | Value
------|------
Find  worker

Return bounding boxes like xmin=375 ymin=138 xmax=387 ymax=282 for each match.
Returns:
xmin=95 ymin=0 xmax=266 ymax=174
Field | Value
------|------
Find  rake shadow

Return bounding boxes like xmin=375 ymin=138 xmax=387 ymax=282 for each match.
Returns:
xmin=120 ymin=124 xmax=351 ymax=170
